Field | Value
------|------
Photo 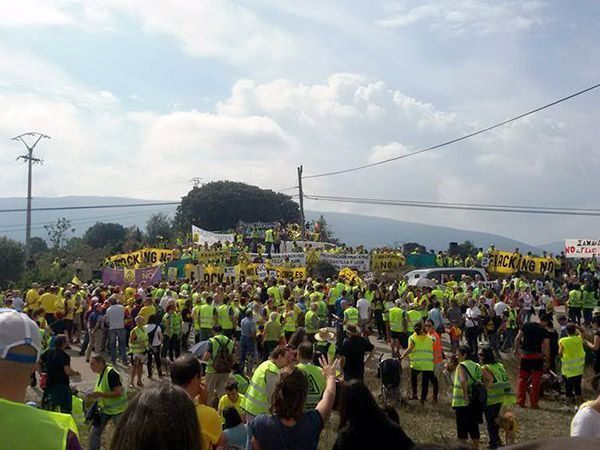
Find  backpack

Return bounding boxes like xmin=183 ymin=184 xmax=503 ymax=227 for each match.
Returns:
xmin=212 ymin=337 xmax=234 ymax=373
xmin=378 ymin=357 xmax=401 ymax=388
xmin=463 ymin=363 xmax=487 ymax=411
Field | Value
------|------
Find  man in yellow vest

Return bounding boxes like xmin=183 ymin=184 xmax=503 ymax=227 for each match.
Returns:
xmin=559 ymin=323 xmax=586 ymax=407
xmin=451 ymin=345 xmax=483 ymax=448
xmin=388 ymin=300 xmax=408 ymax=357
xmin=217 ymin=297 xmax=236 ymax=338
xmin=297 ymin=342 xmax=326 ymax=410
xmin=0 ymin=309 xmax=81 ymax=450
xmin=203 ymin=325 xmax=235 ymax=407
xmin=88 ymin=353 xmax=128 ymax=450
xmin=400 ymin=323 xmax=436 ymax=403
xmin=305 ymin=302 xmax=320 ymax=342
xmin=198 ymin=296 xmax=217 ymax=341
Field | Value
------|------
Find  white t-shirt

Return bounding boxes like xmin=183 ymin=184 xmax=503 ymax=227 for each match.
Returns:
xmin=105 ymin=304 xmax=125 ymax=329
xmin=465 ymin=307 xmax=481 ymax=328
xmin=571 ymin=404 xmax=600 ymax=437
xmin=493 ymin=301 xmax=508 ymax=318
xmin=145 ymin=323 xmax=163 ymax=347
xmin=356 ymin=298 xmax=371 ymax=320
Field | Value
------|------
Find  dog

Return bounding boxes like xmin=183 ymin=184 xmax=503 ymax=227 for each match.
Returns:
xmin=496 ymin=410 xmax=518 ymax=445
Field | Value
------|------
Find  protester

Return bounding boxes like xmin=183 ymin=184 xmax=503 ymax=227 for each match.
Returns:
xmin=400 ymin=322 xmax=437 ymax=403
xmin=128 ymin=315 xmax=149 ymax=388
xmin=218 ymin=379 xmax=246 ymax=420
xmin=222 ymin=406 xmax=248 ymax=447
xmin=297 ymin=342 xmax=326 ymax=410
xmin=559 ymin=323 xmax=586 ymax=408
xmin=0 ymin=309 xmax=82 ymax=450
xmin=333 ymin=380 xmax=414 ymax=449
xmin=109 ymin=384 xmax=201 ymax=450
xmin=452 ymin=345 xmax=482 ymax=448
xmin=170 ymin=354 xmax=224 ymax=449
xmin=514 ymin=320 xmax=550 ymax=408
xmin=88 ymin=353 xmax=128 ymax=450
xmin=204 ymin=324 xmax=235 ymax=406
xmin=40 ymin=334 xmax=80 ymax=414
xmin=106 ymin=296 xmax=128 ymax=366
xmin=571 ymin=374 xmax=600 ymax=437
xmin=339 ymin=324 xmax=374 ymax=381
xmin=144 ymin=314 xmax=164 ymax=378
xmin=249 ymin=356 xmax=337 ymax=450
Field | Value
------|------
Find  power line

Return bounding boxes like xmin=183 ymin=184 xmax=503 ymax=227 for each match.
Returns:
xmin=303 ymin=82 xmax=600 ymax=179
xmin=304 ymin=194 xmax=600 ymax=217
xmin=0 ymin=201 xmax=180 ymax=214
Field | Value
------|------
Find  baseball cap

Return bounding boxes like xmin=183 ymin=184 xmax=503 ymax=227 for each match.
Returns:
xmin=0 ymin=309 xmax=42 ymax=364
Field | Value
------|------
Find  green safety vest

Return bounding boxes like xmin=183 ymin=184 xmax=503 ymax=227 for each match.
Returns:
xmin=206 ymin=335 xmax=234 ymax=374
xmin=233 ymin=373 xmax=249 ymax=394
xmin=452 ymin=360 xmax=482 ymax=408
xmin=408 ymin=334 xmax=434 ymax=371
xmin=305 ymin=311 xmax=319 ymax=333
xmin=95 ymin=366 xmax=128 ymax=415
xmin=560 ymin=335 xmax=585 ymax=378
xmin=71 ymin=395 xmax=86 ymax=431
xmin=265 ymin=229 xmax=274 ymax=243
xmin=242 ymin=360 xmax=280 ymax=416
xmin=406 ymin=310 xmax=422 ymax=333
xmin=163 ymin=312 xmax=182 ymax=336
xmin=483 ymin=363 xmax=516 ymax=406
xmin=297 ymin=363 xmax=326 ymax=410
xmin=200 ymin=304 xmax=216 ymax=329
xmin=218 ymin=304 xmax=234 ymax=330
xmin=582 ymin=290 xmax=597 ymax=310
xmin=568 ymin=290 xmax=583 ymax=308
xmin=382 ymin=301 xmax=394 ymax=321
xmin=264 ymin=320 xmax=282 ymax=342
xmin=283 ymin=311 xmax=297 ymax=332
xmin=507 ymin=308 xmax=518 ymax=329
xmin=317 ymin=301 xmax=328 ymax=322
xmin=389 ymin=307 xmax=405 ymax=332
xmin=130 ymin=326 xmax=149 ymax=354
xmin=0 ymin=397 xmax=79 ymax=450
xmin=343 ymin=307 xmax=359 ymax=328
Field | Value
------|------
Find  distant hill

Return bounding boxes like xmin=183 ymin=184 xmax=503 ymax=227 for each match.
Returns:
xmin=537 ymin=241 xmax=565 ymax=254
xmin=0 ymin=196 xmax=542 ymax=252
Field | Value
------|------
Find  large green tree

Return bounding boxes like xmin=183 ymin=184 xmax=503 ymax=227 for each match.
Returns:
xmin=175 ymin=181 xmax=300 ymax=231
xmin=145 ymin=212 xmax=173 ymax=245
xmin=83 ymin=222 xmax=127 ymax=250
xmin=0 ymin=237 xmax=25 ymax=287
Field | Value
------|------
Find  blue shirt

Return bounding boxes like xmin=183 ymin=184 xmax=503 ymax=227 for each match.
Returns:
xmin=427 ymin=307 xmax=443 ymax=329
xmin=223 ymin=423 xmax=247 ymax=447
xmin=251 ymin=410 xmax=324 ymax=450
xmin=241 ymin=317 xmax=257 ymax=338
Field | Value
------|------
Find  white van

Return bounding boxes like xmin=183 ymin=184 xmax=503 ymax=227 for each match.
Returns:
xmin=405 ymin=267 xmax=488 ymax=283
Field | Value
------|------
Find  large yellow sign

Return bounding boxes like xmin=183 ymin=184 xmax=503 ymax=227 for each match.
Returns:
xmin=106 ymin=248 xmax=175 ymax=268
xmin=487 ymin=251 xmax=556 ymax=275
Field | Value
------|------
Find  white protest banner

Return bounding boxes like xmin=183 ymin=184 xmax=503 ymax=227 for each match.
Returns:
xmin=248 ymin=252 xmax=306 ymax=267
xmin=565 ymin=239 xmax=600 ymax=258
xmin=319 ymin=253 xmax=370 ymax=272
xmin=192 ymin=225 xmax=235 ymax=245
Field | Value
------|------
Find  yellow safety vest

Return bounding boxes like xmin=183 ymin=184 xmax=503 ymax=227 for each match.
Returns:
xmin=389 ymin=307 xmax=405 ymax=332
xmin=297 ymin=363 xmax=326 ymax=411
xmin=305 ymin=311 xmax=319 ymax=333
xmin=560 ymin=335 xmax=585 ymax=378
xmin=408 ymin=334 xmax=434 ymax=371
xmin=95 ymin=366 xmax=128 ymax=415
xmin=406 ymin=309 xmax=422 ymax=333
xmin=484 ymin=363 xmax=516 ymax=406
xmin=452 ymin=360 xmax=482 ymax=408
xmin=218 ymin=304 xmax=234 ymax=330
xmin=344 ymin=307 xmax=359 ymax=329
xmin=0 ymin=397 xmax=79 ymax=450
xmin=242 ymin=360 xmax=280 ymax=416
xmin=200 ymin=304 xmax=215 ymax=329
xmin=129 ymin=326 xmax=149 ymax=355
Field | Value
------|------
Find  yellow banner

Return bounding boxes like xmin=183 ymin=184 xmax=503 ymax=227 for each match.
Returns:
xmin=106 ymin=248 xmax=175 ymax=268
xmin=370 ymin=252 xmax=405 ymax=271
xmin=487 ymin=251 xmax=556 ymax=275
xmin=194 ymin=249 xmax=231 ymax=264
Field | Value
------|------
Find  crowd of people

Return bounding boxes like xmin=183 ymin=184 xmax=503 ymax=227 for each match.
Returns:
xmin=1 ymin=247 xmax=600 ymax=450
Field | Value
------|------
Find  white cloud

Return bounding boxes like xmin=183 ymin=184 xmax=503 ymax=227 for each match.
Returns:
xmin=378 ymin=0 xmax=549 ymax=35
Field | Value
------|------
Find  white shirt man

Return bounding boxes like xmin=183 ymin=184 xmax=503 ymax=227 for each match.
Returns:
xmin=356 ymin=297 xmax=371 ymax=321
xmin=465 ymin=305 xmax=481 ymax=328
xmin=493 ymin=299 xmax=508 ymax=318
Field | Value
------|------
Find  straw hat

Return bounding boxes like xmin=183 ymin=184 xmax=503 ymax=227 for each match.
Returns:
xmin=314 ymin=328 xmax=335 ymax=343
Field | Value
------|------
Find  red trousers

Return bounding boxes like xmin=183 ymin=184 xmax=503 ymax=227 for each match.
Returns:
xmin=517 ymin=362 xmax=543 ymax=407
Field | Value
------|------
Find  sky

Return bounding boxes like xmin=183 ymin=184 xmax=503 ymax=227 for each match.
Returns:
xmin=0 ymin=0 xmax=599 ymax=246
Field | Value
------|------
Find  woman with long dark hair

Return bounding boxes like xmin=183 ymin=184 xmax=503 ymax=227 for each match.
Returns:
xmin=110 ymin=384 xmax=201 ymax=450
xmin=334 ymin=380 xmax=414 ymax=449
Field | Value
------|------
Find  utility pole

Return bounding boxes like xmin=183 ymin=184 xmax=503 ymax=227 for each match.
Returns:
xmin=297 ymin=165 xmax=306 ymax=240
xmin=13 ymin=132 xmax=50 ymax=261
xmin=190 ymin=177 xmax=203 ymax=188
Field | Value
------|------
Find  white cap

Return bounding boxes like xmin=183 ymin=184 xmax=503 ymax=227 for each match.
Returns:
xmin=0 ymin=309 xmax=42 ymax=364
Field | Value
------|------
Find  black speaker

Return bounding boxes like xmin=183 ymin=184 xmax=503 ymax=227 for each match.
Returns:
xmin=448 ymin=242 xmax=458 ymax=255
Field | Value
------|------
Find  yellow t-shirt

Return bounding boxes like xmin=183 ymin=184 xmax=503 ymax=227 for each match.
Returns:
xmin=217 ymin=393 xmax=245 ymax=421
xmin=138 ymin=305 xmax=156 ymax=325
xmin=25 ymin=289 xmax=40 ymax=311
xmin=39 ymin=293 xmax=59 ymax=314
xmin=195 ymin=403 xmax=222 ymax=450
xmin=64 ymin=298 xmax=76 ymax=320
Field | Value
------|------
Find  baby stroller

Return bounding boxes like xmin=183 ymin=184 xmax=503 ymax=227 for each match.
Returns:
xmin=377 ymin=354 xmax=403 ymax=405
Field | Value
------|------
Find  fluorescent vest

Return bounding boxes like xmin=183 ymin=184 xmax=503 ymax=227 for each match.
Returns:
xmin=218 ymin=305 xmax=234 ymax=329
xmin=200 ymin=304 xmax=215 ymax=329
xmin=242 ymin=360 xmax=280 ymax=416
xmin=484 ymin=362 xmax=515 ymax=406
xmin=568 ymin=290 xmax=583 ymax=308
xmin=297 ymin=362 xmax=326 ymax=410
xmin=163 ymin=312 xmax=182 ymax=336
xmin=582 ymin=290 xmax=597 ymax=310
xmin=406 ymin=309 xmax=422 ymax=333
xmin=206 ymin=335 xmax=233 ymax=374
xmin=560 ymin=335 xmax=585 ymax=378
xmin=129 ymin=326 xmax=149 ymax=354
xmin=305 ymin=311 xmax=319 ymax=333
xmin=283 ymin=311 xmax=297 ymax=332
xmin=344 ymin=307 xmax=359 ymax=327
xmin=95 ymin=366 xmax=128 ymax=415
xmin=389 ymin=307 xmax=405 ymax=332
xmin=71 ymin=395 xmax=86 ymax=430
xmin=451 ymin=360 xmax=482 ymax=408
xmin=408 ymin=334 xmax=434 ymax=371
xmin=0 ymin=397 xmax=78 ymax=450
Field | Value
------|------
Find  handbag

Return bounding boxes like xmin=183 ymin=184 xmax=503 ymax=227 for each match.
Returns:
xmin=85 ymin=400 xmax=102 ymax=425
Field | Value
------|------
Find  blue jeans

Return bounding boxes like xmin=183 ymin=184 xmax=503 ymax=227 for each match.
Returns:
xmin=90 ymin=412 xmax=122 ymax=450
xmin=109 ymin=328 xmax=127 ymax=364
xmin=240 ymin=336 xmax=256 ymax=374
